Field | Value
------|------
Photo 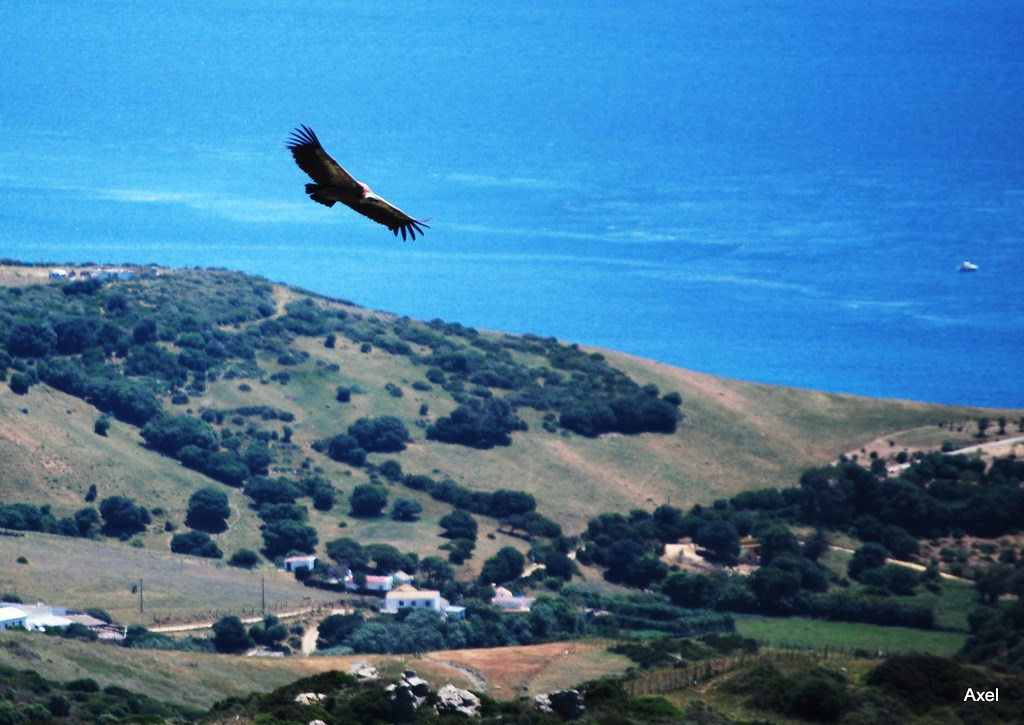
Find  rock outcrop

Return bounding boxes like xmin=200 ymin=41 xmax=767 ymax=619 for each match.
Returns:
xmin=293 ymin=692 xmax=326 ymax=706
xmin=436 ymin=683 xmax=482 ymax=718
xmin=349 ymin=660 xmax=380 ymax=682
xmin=535 ymin=689 xmax=585 ymax=720
xmin=386 ymin=670 xmax=432 ymax=722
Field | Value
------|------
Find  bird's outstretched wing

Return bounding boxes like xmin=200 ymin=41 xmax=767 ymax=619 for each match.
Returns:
xmin=286 ymin=124 xmax=360 ymax=191
xmin=352 ymin=195 xmax=431 ymax=241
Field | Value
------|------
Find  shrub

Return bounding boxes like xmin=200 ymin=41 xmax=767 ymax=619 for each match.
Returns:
xmin=262 ymin=519 xmax=318 ymax=558
xmin=348 ymin=416 xmax=410 ymax=453
xmin=244 ymin=477 xmax=301 ymax=506
xmin=212 ymin=616 xmax=254 ymax=653
xmin=426 ymin=398 xmax=521 ymax=448
xmin=6 ymin=320 xmax=56 ymax=357
xmin=326 ymin=537 xmax=369 ymax=570
xmin=867 ymin=655 xmax=969 ymax=713
xmin=140 ymin=414 xmax=218 ymax=455
xmin=848 ymin=542 xmax=890 ymax=581
xmin=99 ymin=496 xmax=150 ymax=538
xmin=392 ymin=498 xmax=423 ymax=521
xmin=93 ymin=415 xmax=111 ymax=436
xmin=170 ymin=530 xmax=223 ymax=559
xmin=439 ymin=509 xmax=478 ymax=540
xmin=185 ymin=487 xmax=231 ymax=532
xmin=229 ymin=548 xmax=261 ymax=568
xmin=8 ymin=371 xmax=32 ymax=395
xmin=349 ymin=484 xmax=388 ymax=518
xmin=479 ymin=546 xmax=525 ymax=584
xmin=316 ymin=433 xmax=367 ymax=466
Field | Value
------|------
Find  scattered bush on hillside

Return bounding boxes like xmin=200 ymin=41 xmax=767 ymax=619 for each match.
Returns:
xmin=244 ymin=477 xmax=301 ymax=506
xmin=391 ymin=498 xmax=422 ymax=521
xmin=426 ymin=397 xmax=522 ymax=448
xmin=313 ymin=433 xmax=367 ymax=466
xmin=349 ymin=484 xmax=388 ymax=518
xmin=348 ymin=415 xmax=410 ymax=453
xmin=211 ymin=616 xmax=254 ymax=654
xmin=261 ymin=519 xmax=318 ymax=558
xmin=178 ymin=446 xmax=249 ymax=486
xmin=185 ymin=487 xmax=231 ymax=532
xmin=98 ymin=496 xmax=150 ymax=539
xmin=8 ymin=371 xmax=32 ymax=394
xmin=93 ymin=415 xmax=111 ymax=436
xmin=6 ymin=320 xmax=57 ymax=357
xmin=478 ymin=546 xmax=525 ymax=584
xmin=325 ymin=537 xmax=370 ymax=570
xmin=228 ymin=548 xmax=261 ymax=569
xmin=140 ymin=414 xmax=218 ymax=456
xmin=170 ymin=530 xmax=223 ymax=559
xmin=439 ymin=509 xmax=478 ymax=540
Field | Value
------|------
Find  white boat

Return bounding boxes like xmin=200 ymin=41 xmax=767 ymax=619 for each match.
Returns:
xmin=958 ymin=261 xmax=979 ymax=272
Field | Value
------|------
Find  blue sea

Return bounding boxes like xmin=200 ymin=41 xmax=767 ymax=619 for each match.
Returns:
xmin=1 ymin=1 xmax=1021 ymax=407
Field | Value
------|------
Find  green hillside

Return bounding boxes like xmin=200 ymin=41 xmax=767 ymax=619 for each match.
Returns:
xmin=1 ymin=263 xmax=1020 ymax=608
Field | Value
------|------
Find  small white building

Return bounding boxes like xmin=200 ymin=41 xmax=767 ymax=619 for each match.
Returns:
xmin=392 ymin=570 xmax=414 ymax=586
xmin=344 ymin=570 xmax=408 ymax=592
xmin=26 ymin=611 xmax=73 ymax=631
xmin=443 ymin=605 xmax=466 ymax=621
xmin=384 ymin=585 xmax=448 ymax=614
xmin=491 ymin=586 xmax=534 ymax=613
xmin=283 ymin=555 xmax=317 ymax=573
xmin=0 ymin=606 xmax=27 ymax=630
xmin=363 ymin=574 xmax=393 ymax=592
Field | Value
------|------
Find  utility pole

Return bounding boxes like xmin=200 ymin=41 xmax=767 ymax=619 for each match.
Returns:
xmin=139 ymin=579 xmax=144 ymax=614
xmin=261 ymin=575 xmax=265 ymax=614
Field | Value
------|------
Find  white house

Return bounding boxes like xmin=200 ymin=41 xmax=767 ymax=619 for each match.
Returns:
xmin=364 ymin=574 xmax=393 ymax=592
xmin=0 ymin=606 xmax=27 ymax=630
xmin=384 ymin=585 xmax=449 ymax=614
xmin=491 ymin=586 xmax=534 ymax=613
xmin=283 ymin=555 xmax=317 ymax=573
xmin=343 ymin=571 xmax=394 ymax=593
xmin=25 ymin=611 xmax=73 ymax=631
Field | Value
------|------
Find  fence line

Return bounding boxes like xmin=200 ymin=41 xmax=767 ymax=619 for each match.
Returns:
xmin=621 ymin=644 xmax=881 ymax=697
xmin=146 ymin=599 xmax=341 ymax=628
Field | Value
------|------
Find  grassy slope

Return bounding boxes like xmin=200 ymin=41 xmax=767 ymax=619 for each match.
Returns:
xmin=0 ymin=530 xmax=340 ymax=626
xmin=2 ymin=271 xmax=1021 ymax=580
xmin=0 ymin=629 xmax=630 ymax=710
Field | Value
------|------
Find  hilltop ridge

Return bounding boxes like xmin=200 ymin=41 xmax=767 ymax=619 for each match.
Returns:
xmin=1 ymin=263 xmax=1019 ymax=592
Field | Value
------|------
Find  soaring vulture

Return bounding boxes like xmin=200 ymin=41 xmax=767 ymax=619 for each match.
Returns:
xmin=286 ymin=125 xmax=429 ymax=240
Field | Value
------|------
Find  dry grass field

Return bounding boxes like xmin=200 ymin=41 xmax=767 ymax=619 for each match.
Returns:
xmin=0 ymin=628 xmax=631 ymax=710
xmin=0 ymin=531 xmax=341 ymax=626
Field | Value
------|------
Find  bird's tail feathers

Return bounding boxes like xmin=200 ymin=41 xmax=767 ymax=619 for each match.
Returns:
xmin=305 ymin=184 xmax=337 ymax=207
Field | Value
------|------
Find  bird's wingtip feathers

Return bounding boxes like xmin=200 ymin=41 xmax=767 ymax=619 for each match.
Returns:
xmin=286 ymin=124 xmax=320 ymax=150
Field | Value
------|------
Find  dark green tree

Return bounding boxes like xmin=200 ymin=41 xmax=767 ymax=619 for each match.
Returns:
xmin=262 ymin=519 xmax=318 ymax=557
xmin=326 ymin=537 xmax=369 ymax=570
xmin=228 ymin=548 xmax=261 ymax=568
xmin=98 ymin=496 xmax=150 ymax=539
xmin=185 ymin=487 xmax=231 ymax=532
xmin=349 ymin=484 xmax=388 ymax=517
xmin=348 ymin=416 xmax=410 ymax=453
xmin=170 ymin=530 xmax=223 ymax=559
xmin=848 ymin=542 xmax=890 ymax=581
xmin=93 ymin=415 xmax=111 ymax=436
xmin=212 ymin=616 xmax=254 ymax=653
xmin=439 ymin=509 xmax=478 ymax=540
xmin=694 ymin=519 xmax=740 ymax=563
xmin=317 ymin=612 xmax=364 ymax=650
xmin=479 ymin=546 xmax=526 ymax=584
xmin=391 ymin=499 xmax=423 ymax=521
